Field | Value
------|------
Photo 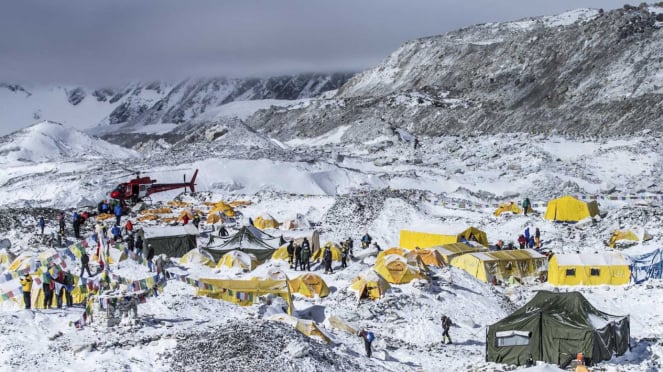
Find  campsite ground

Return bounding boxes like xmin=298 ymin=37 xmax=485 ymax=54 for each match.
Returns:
xmin=0 ymin=129 xmax=662 ymax=372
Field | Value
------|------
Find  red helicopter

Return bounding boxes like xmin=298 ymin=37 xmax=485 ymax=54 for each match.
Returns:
xmin=109 ymin=169 xmax=198 ymax=204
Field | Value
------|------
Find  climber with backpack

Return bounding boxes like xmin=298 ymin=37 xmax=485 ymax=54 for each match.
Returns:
xmin=357 ymin=328 xmax=375 ymax=357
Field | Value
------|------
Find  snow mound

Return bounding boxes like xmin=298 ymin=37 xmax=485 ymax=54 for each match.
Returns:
xmin=0 ymin=121 xmax=139 ymax=164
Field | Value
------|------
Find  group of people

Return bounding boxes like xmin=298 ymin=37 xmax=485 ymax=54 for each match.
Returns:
xmin=516 ymin=227 xmax=542 ymax=249
xmin=19 ymin=262 xmax=75 ymax=310
xmin=286 ymin=237 xmax=312 ymax=271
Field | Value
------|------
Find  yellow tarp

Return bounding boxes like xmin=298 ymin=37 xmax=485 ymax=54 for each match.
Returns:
xmin=493 ymin=202 xmax=522 ymax=216
xmin=268 ymin=314 xmax=331 ymax=343
xmin=400 ymin=226 xmax=488 ymax=249
xmin=167 ymin=200 xmax=191 ymax=208
xmin=547 ymin=253 xmax=630 ymax=286
xmin=350 ymin=270 xmax=391 ymax=300
xmin=544 ymin=195 xmax=600 ymax=222
xmin=137 ymin=214 xmax=160 ymax=222
xmin=216 ymin=251 xmax=258 ymax=271
xmin=96 ymin=213 xmax=115 ymax=221
xmin=374 ymin=255 xmax=426 ymax=284
xmin=450 ymin=249 xmax=547 ymax=283
xmin=272 ymin=246 xmax=290 ymax=261
xmin=197 ymin=278 xmax=293 ymax=314
xmin=229 ymin=200 xmax=252 ymax=207
xmin=139 ymin=207 xmax=173 ymax=215
xmin=288 ymin=273 xmax=330 ymax=298
xmin=311 ymin=242 xmax=342 ymax=262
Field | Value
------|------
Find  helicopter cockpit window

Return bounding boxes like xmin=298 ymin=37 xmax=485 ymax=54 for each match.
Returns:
xmin=117 ymin=184 xmax=126 ymax=192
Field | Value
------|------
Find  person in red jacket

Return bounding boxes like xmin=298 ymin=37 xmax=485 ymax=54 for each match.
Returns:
xmin=517 ymin=235 xmax=527 ymax=249
xmin=182 ymin=214 xmax=189 ymax=225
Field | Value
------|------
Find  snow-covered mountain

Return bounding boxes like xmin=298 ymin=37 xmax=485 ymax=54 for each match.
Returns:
xmin=249 ymin=6 xmax=663 ymax=140
xmin=0 ymin=120 xmax=139 ymax=164
xmin=0 ymin=73 xmax=353 ymax=136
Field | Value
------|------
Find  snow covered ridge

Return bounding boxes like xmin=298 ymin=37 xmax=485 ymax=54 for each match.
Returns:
xmin=250 ymin=6 xmax=663 ymax=138
xmin=0 ymin=121 xmax=139 ymax=164
xmin=0 ymin=73 xmax=354 ymax=136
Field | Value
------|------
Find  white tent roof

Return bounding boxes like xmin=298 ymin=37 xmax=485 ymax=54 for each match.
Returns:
xmin=142 ymin=224 xmax=199 ymax=239
xmin=554 ymin=253 xmax=628 ymax=266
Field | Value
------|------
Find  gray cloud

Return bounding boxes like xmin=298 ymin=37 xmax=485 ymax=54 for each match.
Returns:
xmin=0 ymin=0 xmax=627 ymax=86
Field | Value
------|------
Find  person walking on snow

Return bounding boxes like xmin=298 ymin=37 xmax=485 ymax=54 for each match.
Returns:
xmin=135 ymin=235 xmax=144 ymax=257
xmin=357 ymin=328 xmax=374 ymax=357
xmin=441 ymin=315 xmax=453 ymax=344
xmin=535 ymin=228 xmax=541 ymax=248
xmin=38 ymin=216 xmax=45 ymax=235
xmin=114 ymin=204 xmax=123 ymax=226
xmin=361 ymin=232 xmax=372 ymax=249
xmin=294 ymin=242 xmax=302 ymax=271
xmin=300 ymin=238 xmax=311 ymax=271
xmin=72 ymin=211 xmax=81 ymax=239
xmin=522 ymin=198 xmax=531 ymax=216
xmin=58 ymin=212 xmax=65 ymax=237
xmin=147 ymin=244 xmax=155 ymax=272
xmin=341 ymin=242 xmax=349 ymax=268
xmin=111 ymin=224 xmax=122 ymax=242
xmin=20 ymin=274 xmax=32 ymax=309
xmin=286 ymin=239 xmax=295 ymax=268
xmin=80 ymin=251 xmax=93 ymax=277
xmin=323 ymin=245 xmax=333 ymax=274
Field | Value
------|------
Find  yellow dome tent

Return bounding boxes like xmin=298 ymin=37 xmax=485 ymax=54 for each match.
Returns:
xmin=216 ymin=251 xmax=258 ymax=271
xmin=373 ymin=255 xmax=426 ymax=284
xmin=209 ymin=201 xmax=236 ymax=218
xmin=544 ymin=195 xmax=600 ymax=222
xmin=179 ymin=249 xmax=216 ymax=267
xmin=288 ymin=273 xmax=330 ymax=298
xmin=547 ymin=253 xmax=630 ymax=286
xmin=376 ymin=247 xmax=406 ymax=261
xmin=608 ymin=227 xmax=653 ymax=248
xmin=406 ymin=249 xmax=446 ymax=267
xmin=311 ymin=242 xmax=342 ymax=262
xmin=253 ymin=213 xmax=280 ymax=230
xmin=350 ymin=270 xmax=391 ymax=300
xmin=400 ymin=226 xmax=489 ymax=249
xmin=493 ymin=202 xmax=523 ymax=216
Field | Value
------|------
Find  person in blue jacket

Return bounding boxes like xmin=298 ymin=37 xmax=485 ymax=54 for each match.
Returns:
xmin=114 ymin=204 xmax=123 ymax=226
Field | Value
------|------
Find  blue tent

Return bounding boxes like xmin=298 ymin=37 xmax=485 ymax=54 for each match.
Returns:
xmin=630 ymin=249 xmax=663 ymax=284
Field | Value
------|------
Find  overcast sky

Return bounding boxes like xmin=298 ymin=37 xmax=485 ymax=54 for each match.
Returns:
xmin=0 ymin=0 xmax=627 ymax=86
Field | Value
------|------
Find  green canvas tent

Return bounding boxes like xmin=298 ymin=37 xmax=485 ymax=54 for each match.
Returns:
xmin=204 ymin=225 xmax=279 ymax=262
xmin=141 ymin=225 xmax=199 ymax=258
xmin=486 ymin=291 xmax=629 ymax=368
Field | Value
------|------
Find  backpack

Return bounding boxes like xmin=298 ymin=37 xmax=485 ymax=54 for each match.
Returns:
xmin=366 ymin=332 xmax=375 ymax=342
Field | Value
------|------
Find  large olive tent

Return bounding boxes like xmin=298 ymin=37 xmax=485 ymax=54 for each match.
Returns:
xmin=486 ymin=291 xmax=629 ymax=368
xmin=400 ymin=226 xmax=488 ymax=249
xmin=547 ymin=253 xmax=630 ymax=286
xmin=141 ymin=225 xmax=199 ymax=258
xmin=451 ymin=249 xmax=547 ymax=283
xmin=544 ymin=195 xmax=599 ymax=222
xmin=204 ymin=225 xmax=279 ymax=262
